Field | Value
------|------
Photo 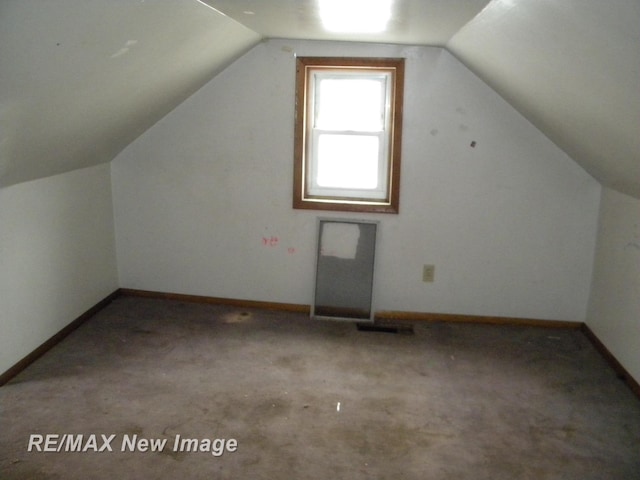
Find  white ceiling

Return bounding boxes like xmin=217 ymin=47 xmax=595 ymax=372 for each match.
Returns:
xmin=448 ymin=0 xmax=640 ymax=198
xmin=1 ymin=0 xmax=639 ymax=198
xmin=202 ymin=0 xmax=491 ymax=46
xmin=0 ymin=0 xmax=260 ymax=187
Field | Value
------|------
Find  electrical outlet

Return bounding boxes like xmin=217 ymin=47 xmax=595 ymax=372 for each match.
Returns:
xmin=423 ymin=265 xmax=435 ymax=283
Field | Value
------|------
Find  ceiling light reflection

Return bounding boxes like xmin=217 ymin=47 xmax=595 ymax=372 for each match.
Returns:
xmin=319 ymin=0 xmax=392 ymax=34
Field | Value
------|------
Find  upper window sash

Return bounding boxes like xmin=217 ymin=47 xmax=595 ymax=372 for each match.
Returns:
xmin=312 ymin=72 xmax=390 ymax=132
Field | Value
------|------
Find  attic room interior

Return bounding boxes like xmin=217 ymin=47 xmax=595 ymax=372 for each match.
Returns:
xmin=1 ymin=0 xmax=639 ymax=478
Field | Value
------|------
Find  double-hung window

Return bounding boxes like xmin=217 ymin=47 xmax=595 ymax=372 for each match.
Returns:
xmin=294 ymin=57 xmax=404 ymax=213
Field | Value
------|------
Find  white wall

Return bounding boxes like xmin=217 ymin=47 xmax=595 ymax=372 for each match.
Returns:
xmin=587 ymin=188 xmax=640 ymax=383
xmin=0 ymin=164 xmax=118 ymax=375
xmin=112 ymin=39 xmax=601 ymax=322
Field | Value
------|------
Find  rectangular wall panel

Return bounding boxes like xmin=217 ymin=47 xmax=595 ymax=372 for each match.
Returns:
xmin=312 ymin=218 xmax=378 ymax=322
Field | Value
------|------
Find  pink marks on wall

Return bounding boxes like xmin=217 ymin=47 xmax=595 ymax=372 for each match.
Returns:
xmin=261 ymin=235 xmax=297 ymax=254
xmin=262 ymin=236 xmax=279 ymax=247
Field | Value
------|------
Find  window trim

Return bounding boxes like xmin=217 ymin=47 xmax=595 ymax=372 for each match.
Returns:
xmin=293 ymin=57 xmax=405 ymax=214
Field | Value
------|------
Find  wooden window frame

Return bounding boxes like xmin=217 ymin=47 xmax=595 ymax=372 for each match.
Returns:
xmin=293 ymin=57 xmax=405 ymax=214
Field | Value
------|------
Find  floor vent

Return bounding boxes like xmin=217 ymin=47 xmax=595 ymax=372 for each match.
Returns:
xmin=356 ymin=323 xmax=414 ymax=335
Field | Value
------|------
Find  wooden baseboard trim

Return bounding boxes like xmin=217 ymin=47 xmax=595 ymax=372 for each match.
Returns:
xmin=375 ymin=310 xmax=583 ymax=329
xmin=120 ymin=289 xmax=582 ymax=329
xmin=118 ymin=288 xmax=310 ymax=314
xmin=581 ymin=324 xmax=640 ymax=399
xmin=0 ymin=290 xmax=120 ymax=387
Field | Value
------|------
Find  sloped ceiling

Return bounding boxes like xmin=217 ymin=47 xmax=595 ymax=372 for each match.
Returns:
xmin=448 ymin=0 xmax=640 ymax=199
xmin=1 ymin=0 xmax=638 ymax=198
xmin=0 ymin=0 xmax=260 ymax=187
xmin=202 ymin=0 xmax=491 ymax=46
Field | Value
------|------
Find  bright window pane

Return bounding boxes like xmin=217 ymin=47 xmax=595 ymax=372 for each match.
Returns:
xmin=316 ymin=134 xmax=379 ymax=189
xmin=316 ymin=78 xmax=384 ymax=131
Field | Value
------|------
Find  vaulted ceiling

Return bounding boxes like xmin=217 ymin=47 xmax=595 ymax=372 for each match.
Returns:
xmin=1 ymin=0 xmax=638 ymax=198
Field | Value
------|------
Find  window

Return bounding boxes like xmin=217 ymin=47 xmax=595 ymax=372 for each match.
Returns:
xmin=293 ymin=57 xmax=405 ymax=213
